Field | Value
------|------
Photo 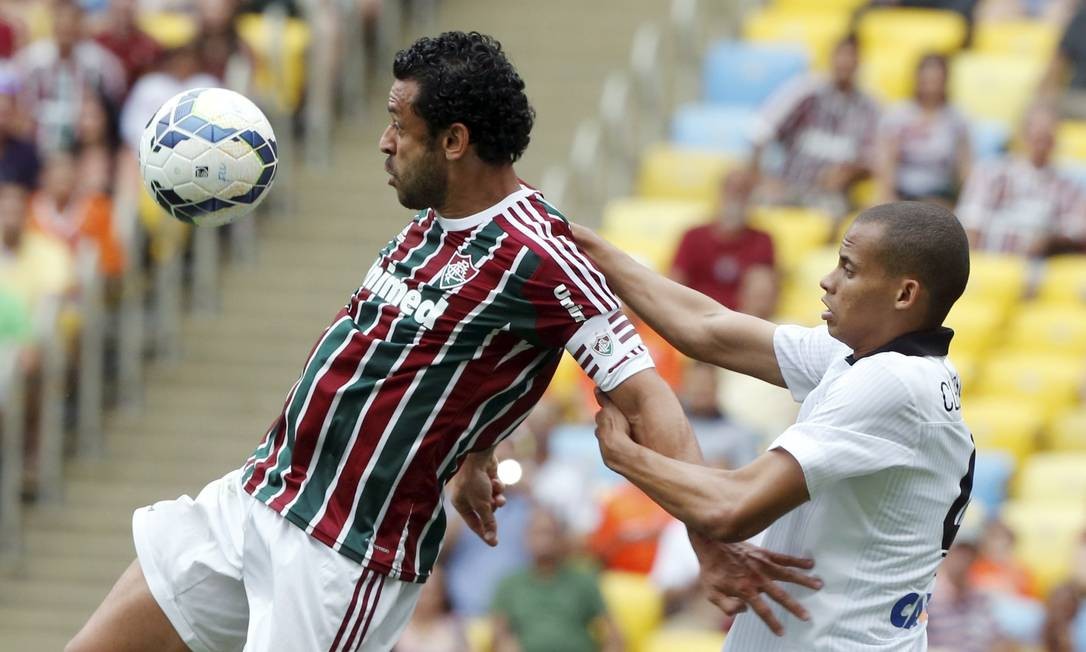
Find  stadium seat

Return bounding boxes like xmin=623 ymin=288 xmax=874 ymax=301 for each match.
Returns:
xmin=466 ymin=617 xmax=493 ymax=652
xmin=635 ymin=144 xmax=736 ymax=202
xmin=1001 ymin=500 xmax=1086 ymax=595
xmin=971 ymin=120 xmax=1010 ymax=160
xmin=973 ymin=353 xmax=1084 ymax=419
xmin=945 ymin=297 xmax=1006 ymax=358
xmin=643 ymin=629 xmax=728 ymax=652
xmin=952 ymin=352 xmax=979 ymax=396
xmin=963 ymin=397 xmax=1044 ymax=462
xmin=599 ymin=571 xmax=664 ymax=652
xmin=960 ymin=253 xmax=1028 ymax=314
xmin=1057 ymin=120 xmax=1086 ymax=164
xmin=237 ymin=14 xmax=313 ymax=113
xmin=856 ymin=8 xmax=967 ymax=57
xmin=773 ymin=0 xmax=866 ymax=10
xmin=137 ymin=12 xmax=198 ymax=48
xmin=701 ymin=41 xmax=808 ymax=107
xmin=1047 ymin=407 xmax=1086 ymax=452
xmin=973 ymin=19 xmax=1059 ymax=57
xmin=742 ymin=7 xmax=851 ymax=71
xmin=1036 ymin=255 xmax=1086 ymax=304
xmin=950 ymin=53 xmax=1047 ymax=127
xmin=670 ymin=103 xmax=759 ymax=155
xmin=749 ymin=206 xmax=835 ymax=274
xmin=775 ymin=246 xmax=838 ymax=326
xmin=971 ymin=450 xmax=1015 ymax=513
xmin=1015 ymin=452 xmax=1086 ymax=503
xmin=857 ymin=47 xmax=918 ymax=103
xmin=1004 ymin=304 xmax=1086 ymax=356
xmin=600 ymin=198 xmax=711 ymax=271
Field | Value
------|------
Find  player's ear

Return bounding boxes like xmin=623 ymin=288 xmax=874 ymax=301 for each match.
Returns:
xmin=443 ymin=123 xmax=470 ymax=161
xmin=894 ymin=278 xmax=921 ymax=311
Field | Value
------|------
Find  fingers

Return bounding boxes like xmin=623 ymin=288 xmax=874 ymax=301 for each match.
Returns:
xmin=762 ymin=564 xmax=824 ymax=591
xmin=762 ymin=580 xmax=810 ymax=623
xmin=764 ymin=551 xmax=816 ymax=570
xmin=478 ymin=505 xmax=499 ymax=547
xmin=746 ymin=594 xmax=785 ymax=637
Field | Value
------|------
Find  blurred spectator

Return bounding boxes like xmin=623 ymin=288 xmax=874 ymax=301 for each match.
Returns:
xmin=669 ymin=170 xmax=778 ymax=319
xmin=0 ymin=8 xmax=21 ymax=59
xmin=74 ymin=90 xmax=119 ymax=196
xmin=29 ymin=149 xmax=124 ymax=280
xmin=928 ymin=539 xmax=1014 ymax=652
xmin=15 ymin=0 xmax=125 ymax=153
xmin=396 ymin=568 xmax=469 ymax=652
xmin=586 ymin=480 xmax=670 ymax=575
xmin=970 ymin=519 xmax=1039 ymax=598
xmin=491 ymin=508 xmax=623 ymax=652
xmin=1040 ymin=0 xmax=1086 ymax=120
xmin=1041 ymin=583 xmax=1081 ymax=652
xmin=865 ymin=0 xmax=980 ymax=24
xmin=93 ymin=0 xmax=164 ymax=93
xmin=196 ymin=0 xmax=253 ymax=86
xmin=0 ymin=84 xmax=40 ymax=190
xmin=876 ymin=54 xmax=971 ymax=207
xmin=682 ymin=362 xmax=762 ymax=469
xmin=119 ymin=43 xmax=220 ymax=153
xmin=956 ymin=105 xmax=1086 ymax=256
xmin=750 ymin=35 xmax=880 ymax=217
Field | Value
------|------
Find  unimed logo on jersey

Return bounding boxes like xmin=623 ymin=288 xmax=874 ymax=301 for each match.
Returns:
xmin=553 ymin=284 xmax=585 ymax=322
xmin=361 ymin=261 xmax=448 ymax=329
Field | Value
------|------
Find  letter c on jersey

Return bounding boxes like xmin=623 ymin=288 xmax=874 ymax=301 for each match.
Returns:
xmin=890 ymin=593 xmax=926 ymax=629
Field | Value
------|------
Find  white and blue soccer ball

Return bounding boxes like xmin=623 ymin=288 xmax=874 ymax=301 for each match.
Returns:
xmin=139 ymin=88 xmax=278 ymax=227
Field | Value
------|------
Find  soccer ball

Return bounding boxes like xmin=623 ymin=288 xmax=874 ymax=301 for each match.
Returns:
xmin=139 ymin=88 xmax=278 ymax=227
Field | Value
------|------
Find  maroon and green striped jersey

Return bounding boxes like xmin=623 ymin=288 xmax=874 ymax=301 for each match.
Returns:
xmin=240 ymin=186 xmax=652 ymax=582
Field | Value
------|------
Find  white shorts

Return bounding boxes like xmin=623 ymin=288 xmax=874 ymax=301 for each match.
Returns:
xmin=133 ymin=469 xmax=422 ymax=652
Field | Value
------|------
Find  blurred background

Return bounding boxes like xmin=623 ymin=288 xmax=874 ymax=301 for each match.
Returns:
xmin=0 ymin=0 xmax=1084 ymax=650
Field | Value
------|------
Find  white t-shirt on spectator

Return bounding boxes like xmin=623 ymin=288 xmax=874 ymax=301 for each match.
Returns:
xmin=724 ymin=325 xmax=975 ymax=652
xmin=119 ymin=72 xmax=221 ymax=152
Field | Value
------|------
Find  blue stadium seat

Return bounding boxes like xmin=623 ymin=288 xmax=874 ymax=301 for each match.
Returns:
xmin=971 ymin=450 xmax=1014 ymax=513
xmin=971 ymin=120 xmax=1009 ymax=160
xmin=671 ymin=103 xmax=759 ymax=155
xmin=702 ymin=41 xmax=808 ymax=107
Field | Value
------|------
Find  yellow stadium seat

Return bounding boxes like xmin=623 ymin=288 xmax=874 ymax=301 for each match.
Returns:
xmin=643 ymin=629 xmax=728 ymax=652
xmin=1036 ymin=255 xmax=1086 ymax=304
xmin=857 ymin=8 xmax=967 ymax=57
xmin=600 ymin=198 xmax=712 ymax=271
xmin=973 ymin=353 xmax=1085 ymax=419
xmin=1057 ymin=120 xmax=1086 ymax=164
xmin=743 ymin=8 xmax=851 ymax=71
xmin=963 ymin=396 xmax=1044 ymax=462
xmin=960 ymin=253 xmax=1028 ymax=313
xmin=636 ymin=145 xmax=737 ymax=203
xmin=973 ymin=20 xmax=1059 ymax=57
xmin=773 ymin=0 xmax=867 ymax=10
xmin=950 ymin=53 xmax=1047 ymax=127
xmin=1047 ymin=407 xmax=1086 ymax=452
xmin=466 ymin=617 xmax=493 ymax=652
xmin=945 ymin=298 xmax=1006 ymax=358
xmin=1002 ymin=500 xmax=1086 ymax=595
xmin=1004 ymin=304 xmax=1086 ymax=356
xmin=599 ymin=571 xmax=663 ymax=652
xmin=858 ymin=47 xmax=919 ymax=103
xmin=238 ymin=15 xmax=313 ymax=113
xmin=1016 ymin=452 xmax=1086 ymax=502
xmin=137 ymin=12 xmax=198 ymax=48
xmin=749 ymin=206 xmax=834 ymax=274
xmin=775 ymin=246 xmax=838 ymax=326
xmin=951 ymin=352 xmax=979 ymax=396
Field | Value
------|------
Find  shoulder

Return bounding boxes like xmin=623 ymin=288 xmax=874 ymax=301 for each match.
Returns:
xmin=839 ymin=354 xmax=923 ymax=413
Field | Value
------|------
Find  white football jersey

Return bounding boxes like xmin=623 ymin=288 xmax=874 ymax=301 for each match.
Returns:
xmin=724 ymin=325 xmax=975 ymax=651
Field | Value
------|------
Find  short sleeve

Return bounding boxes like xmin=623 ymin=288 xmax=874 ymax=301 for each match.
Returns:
xmin=773 ymin=324 xmax=850 ymax=402
xmin=770 ymin=360 xmax=919 ymax=496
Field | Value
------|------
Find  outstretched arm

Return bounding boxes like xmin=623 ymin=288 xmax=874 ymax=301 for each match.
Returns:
xmin=572 ymin=224 xmax=784 ymax=387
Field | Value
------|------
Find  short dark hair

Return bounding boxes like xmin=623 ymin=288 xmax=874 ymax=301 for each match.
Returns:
xmin=856 ymin=201 xmax=970 ymax=327
xmin=393 ymin=31 xmax=534 ymax=165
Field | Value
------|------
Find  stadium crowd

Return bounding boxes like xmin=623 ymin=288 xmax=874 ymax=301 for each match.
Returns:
xmin=1 ymin=0 xmax=1085 ymax=651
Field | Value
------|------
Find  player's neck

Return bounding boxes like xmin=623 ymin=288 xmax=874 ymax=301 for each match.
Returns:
xmin=436 ymin=163 xmax=521 ymax=218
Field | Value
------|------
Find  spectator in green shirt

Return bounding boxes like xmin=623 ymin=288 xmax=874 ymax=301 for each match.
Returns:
xmin=491 ymin=508 xmax=623 ymax=652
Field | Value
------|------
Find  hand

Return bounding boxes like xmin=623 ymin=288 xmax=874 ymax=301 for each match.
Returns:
xmin=593 ymin=390 xmax=637 ymax=468
xmin=450 ymin=449 xmax=506 ymax=547
xmin=693 ymin=537 xmax=822 ymax=635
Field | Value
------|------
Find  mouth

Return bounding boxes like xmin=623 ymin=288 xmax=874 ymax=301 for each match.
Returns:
xmin=820 ymin=297 xmax=832 ymax=322
xmin=385 ymin=161 xmax=396 ymax=186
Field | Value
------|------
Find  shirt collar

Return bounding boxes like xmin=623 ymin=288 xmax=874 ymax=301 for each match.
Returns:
xmin=845 ymin=327 xmax=954 ymax=366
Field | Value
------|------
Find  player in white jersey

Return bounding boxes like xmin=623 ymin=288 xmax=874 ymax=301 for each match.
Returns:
xmin=575 ymin=201 xmax=975 ymax=650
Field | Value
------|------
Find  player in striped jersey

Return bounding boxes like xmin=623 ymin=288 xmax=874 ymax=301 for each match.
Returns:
xmin=67 ymin=32 xmax=817 ymax=652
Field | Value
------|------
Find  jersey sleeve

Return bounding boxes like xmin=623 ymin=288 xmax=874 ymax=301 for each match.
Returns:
xmin=769 ymin=359 xmax=919 ymax=497
xmin=517 ymin=231 xmax=654 ymax=392
xmin=773 ymin=324 xmax=851 ymax=402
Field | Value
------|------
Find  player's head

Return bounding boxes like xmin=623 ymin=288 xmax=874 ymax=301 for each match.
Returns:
xmin=819 ymin=202 xmax=969 ymax=353
xmin=831 ymin=34 xmax=860 ymax=90
xmin=525 ymin=506 xmax=568 ymax=567
xmin=716 ymin=169 xmax=755 ymax=230
xmin=381 ymin=31 xmax=535 ymax=210
xmin=914 ymin=53 xmax=949 ymax=108
xmin=52 ymin=0 xmax=84 ymax=53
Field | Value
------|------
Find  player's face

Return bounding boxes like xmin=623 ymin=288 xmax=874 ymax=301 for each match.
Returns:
xmin=379 ymin=79 xmax=449 ymax=211
xmin=819 ymin=221 xmax=902 ymax=351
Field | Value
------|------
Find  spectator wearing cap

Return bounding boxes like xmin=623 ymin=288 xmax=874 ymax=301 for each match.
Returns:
xmin=956 ymin=105 xmax=1086 ymax=257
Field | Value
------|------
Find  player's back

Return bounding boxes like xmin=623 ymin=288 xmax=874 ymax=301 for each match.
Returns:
xmin=726 ymin=328 xmax=974 ymax=651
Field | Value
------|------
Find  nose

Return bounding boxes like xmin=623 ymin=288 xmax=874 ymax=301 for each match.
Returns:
xmin=819 ymin=270 xmax=835 ymax=294
xmin=379 ymin=124 xmax=395 ymax=156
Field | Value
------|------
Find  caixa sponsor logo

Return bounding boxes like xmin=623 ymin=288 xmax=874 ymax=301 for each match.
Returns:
xmin=890 ymin=592 xmax=931 ymax=629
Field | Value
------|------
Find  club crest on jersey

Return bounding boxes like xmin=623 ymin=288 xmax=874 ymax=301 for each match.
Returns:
xmin=591 ymin=333 xmax=614 ymax=356
xmin=438 ymin=254 xmax=480 ymax=290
